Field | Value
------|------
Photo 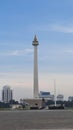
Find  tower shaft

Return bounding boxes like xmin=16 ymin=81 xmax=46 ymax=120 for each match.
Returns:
xmin=32 ymin=35 xmax=39 ymax=98
xmin=34 ymin=46 xmax=39 ymax=98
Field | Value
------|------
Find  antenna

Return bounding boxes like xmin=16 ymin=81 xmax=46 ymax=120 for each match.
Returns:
xmin=54 ymin=80 xmax=56 ymax=106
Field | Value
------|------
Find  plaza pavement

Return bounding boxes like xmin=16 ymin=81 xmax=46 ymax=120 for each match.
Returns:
xmin=0 ymin=110 xmax=73 ymax=130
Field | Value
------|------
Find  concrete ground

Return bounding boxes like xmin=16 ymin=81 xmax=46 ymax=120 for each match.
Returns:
xmin=0 ymin=110 xmax=73 ymax=130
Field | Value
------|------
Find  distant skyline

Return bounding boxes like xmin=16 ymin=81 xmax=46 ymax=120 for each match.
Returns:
xmin=0 ymin=0 xmax=73 ymax=100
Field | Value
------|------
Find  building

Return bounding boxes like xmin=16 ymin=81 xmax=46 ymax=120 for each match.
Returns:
xmin=39 ymin=91 xmax=50 ymax=98
xmin=68 ymin=96 xmax=73 ymax=101
xmin=2 ymin=85 xmax=13 ymax=103
xmin=39 ymin=91 xmax=54 ymax=100
xmin=57 ymin=94 xmax=64 ymax=101
xmin=32 ymin=35 xmax=39 ymax=98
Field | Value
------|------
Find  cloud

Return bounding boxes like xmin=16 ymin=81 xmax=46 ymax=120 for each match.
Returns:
xmin=50 ymin=24 xmax=73 ymax=33
xmin=65 ymin=49 xmax=73 ymax=53
xmin=10 ymin=48 xmax=33 ymax=56
xmin=31 ymin=23 xmax=73 ymax=33
xmin=0 ymin=48 xmax=33 ymax=56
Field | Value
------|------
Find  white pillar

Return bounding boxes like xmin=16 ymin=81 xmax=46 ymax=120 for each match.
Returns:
xmin=34 ymin=46 xmax=38 ymax=98
xmin=32 ymin=35 xmax=39 ymax=98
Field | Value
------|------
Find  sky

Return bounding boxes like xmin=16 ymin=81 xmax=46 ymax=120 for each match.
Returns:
xmin=0 ymin=0 xmax=73 ymax=100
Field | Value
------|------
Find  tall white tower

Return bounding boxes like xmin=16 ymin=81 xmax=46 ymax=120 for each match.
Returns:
xmin=32 ymin=35 xmax=39 ymax=98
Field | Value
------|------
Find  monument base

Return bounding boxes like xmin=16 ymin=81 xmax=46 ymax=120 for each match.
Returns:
xmin=20 ymin=98 xmax=48 ymax=109
xmin=24 ymin=98 xmax=42 ymax=108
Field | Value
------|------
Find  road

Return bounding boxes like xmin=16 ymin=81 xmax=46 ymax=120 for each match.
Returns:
xmin=0 ymin=110 xmax=73 ymax=130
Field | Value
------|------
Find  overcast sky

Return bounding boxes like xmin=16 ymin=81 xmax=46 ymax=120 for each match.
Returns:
xmin=0 ymin=0 xmax=73 ymax=100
